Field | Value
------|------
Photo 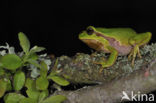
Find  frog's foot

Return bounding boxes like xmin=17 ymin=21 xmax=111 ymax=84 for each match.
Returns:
xmin=93 ymin=47 xmax=118 ymax=73
xmin=99 ymin=62 xmax=110 ymax=73
xmin=128 ymin=45 xmax=142 ymax=66
xmin=93 ymin=61 xmax=113 ymax=73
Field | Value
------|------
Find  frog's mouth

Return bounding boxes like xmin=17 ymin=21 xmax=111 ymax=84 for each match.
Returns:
xmin=81 ymin=39 xmax=109 ymax=52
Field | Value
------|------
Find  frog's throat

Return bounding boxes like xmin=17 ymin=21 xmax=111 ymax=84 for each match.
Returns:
xmin=81 ymin=39 xmax=110 ymax=53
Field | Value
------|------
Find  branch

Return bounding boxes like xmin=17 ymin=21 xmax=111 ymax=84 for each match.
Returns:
xmin=49 ymin=43 xmax=156 ymax=103
xmin=51 ymin=44 xmax=156 ymax=84
xmin=55 ymin=58 xmax=156 ymax=103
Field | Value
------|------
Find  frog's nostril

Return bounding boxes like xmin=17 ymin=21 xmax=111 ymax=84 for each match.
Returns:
xmin=86 ymin=27 xmax=94 ymax=35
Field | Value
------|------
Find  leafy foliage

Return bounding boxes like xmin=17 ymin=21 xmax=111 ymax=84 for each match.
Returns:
xmin=4 ymin=93 xmax=25 ymax=103
xmin=36 ymin=76 xmax=49 ymax=90
xmin=0 ymin=79 xmax=7 ymax=98
xmin=13 ymin=71 xmax=25 ymax=91
xmin=0 ymin=32 xmax=69 ymax=103
xmin=0 ymin=54 xmax=22 ymax=70
xmin=48 ymin=75 xmax=70 ymax=86
xmin=18 ymin=32 xmax=30 ymax=54
xmin=42 ymin=95 xmax=67 ymax=103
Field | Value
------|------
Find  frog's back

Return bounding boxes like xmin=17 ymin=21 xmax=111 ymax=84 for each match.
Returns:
xmin=96 ymin=27 xmax=136 ymax=45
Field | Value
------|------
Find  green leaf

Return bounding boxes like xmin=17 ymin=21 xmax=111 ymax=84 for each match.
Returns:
xmin=0 ymin=54 xmax=22 ymax=70
xmin=28 ymin=53 xmax=38 ymax=60
xmin=42 ymin=95 xmax=67 ymax=103
xmin=25 ymin=78 xmax=36 ymax=91
xmin=27 ymin=59 xmax=41 ymax=69
xmin=38 ymin=90 xmax=49 ymax=102
xmin=19 ymin=98 xmax=37 ymax=103
xmin=0 ymin=79 xmax=7 ymax=98
xmin=6 ymin=79 xmax=12 ymax=91
xmin=48 ymin=71 xmax=58 ymax=77
xmin=30 ymin=46 xmax=45 ymax=54
xmin=40 ymin=61 xmax=48 ymax=77
xmin=0 ymin=75 xmax=12 ymax=91
xmin=13 ymin=71 xmax=25 ymax=91
xmin=0 ymin=68 xmax=5 ymax=76
xmin=18 ymin=32 xmax=30 ymax=54
xmin=26 ymin=90 xmax=40 ymax=100
xmin=48 ymin=75 xmax=69 ymax=86
xmin=4 ymin=93 xmax=25 ymax=103
xmin=36 ymin=76 xmax=49 ymax=90
xmin=0 ymin=63 xmax=3 ymax=67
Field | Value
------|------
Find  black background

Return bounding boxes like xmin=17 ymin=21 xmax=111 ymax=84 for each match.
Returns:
xmin=0 ymin=0 xmax=156 ymax=56
xmin=0 ymin=0 xmax=156 ymax=102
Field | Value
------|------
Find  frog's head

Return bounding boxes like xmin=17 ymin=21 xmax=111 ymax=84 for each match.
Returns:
xmin=79 ymin=26 xmax=109 ymax=51
xmin=79 ymin=26 xmax=96 ymax=39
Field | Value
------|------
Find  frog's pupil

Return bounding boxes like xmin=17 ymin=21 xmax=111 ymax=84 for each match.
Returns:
xmin=86 ymin=27 xmax=94 ymax=35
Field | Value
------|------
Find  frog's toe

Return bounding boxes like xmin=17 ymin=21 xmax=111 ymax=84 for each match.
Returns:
xmin=99 ymin=67 xmax=104 ymax=73
xmin=137 ymin=48 xmax=142 ymax=58
xmin=93 ymin=61 xmax=107 ymax=72
xmin=93 ymin=61 xmax=106 ymax=67
xmin=92 ymin=57 xmax=106 ymax=65
xmin=128 ymin=45 xmax=141 ymax=66
xmin=128 ymin=50 xmax=133 ymax=60
xmin=128 ymin=51 xmax=135 ymax=66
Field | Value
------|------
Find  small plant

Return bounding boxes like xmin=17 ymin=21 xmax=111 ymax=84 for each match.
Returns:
xmin=0 ymin=32 xmax=69 ymax=103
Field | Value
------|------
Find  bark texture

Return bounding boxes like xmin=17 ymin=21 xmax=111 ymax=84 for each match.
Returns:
xmin=55 ymin=58 xmax=156 ymax=103
xmin=50 ymin=44 xmax=156 ymax=103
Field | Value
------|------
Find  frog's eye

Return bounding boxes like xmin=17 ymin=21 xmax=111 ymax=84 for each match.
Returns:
xmin=86 ymin=27 xmax=94 ymax=35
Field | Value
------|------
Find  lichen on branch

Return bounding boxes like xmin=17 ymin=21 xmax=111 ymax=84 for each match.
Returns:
xmin=51 ymin=43 xmax=156 ymax=84
xmin=51 ymin=43 xmax=156 ymax=103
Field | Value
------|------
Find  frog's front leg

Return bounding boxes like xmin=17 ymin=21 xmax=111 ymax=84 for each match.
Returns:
xmin=128 ymin=32 xmax=152 ymax=66
xmin=96 ymin=46 xmax=118 ymax=72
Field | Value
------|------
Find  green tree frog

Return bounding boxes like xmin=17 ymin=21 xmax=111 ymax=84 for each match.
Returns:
xmin=79 ymin=26 xmax=152 ymax=71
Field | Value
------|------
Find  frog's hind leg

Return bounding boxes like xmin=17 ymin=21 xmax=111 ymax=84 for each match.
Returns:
xmin=128 ymin=32 xmax=152 ymax=66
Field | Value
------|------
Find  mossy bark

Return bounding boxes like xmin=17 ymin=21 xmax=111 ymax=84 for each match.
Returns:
xmin=49 ymin=43 xmax=156 ymax=103
xmin=50 ymin=44 xmax=156 ymax=84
